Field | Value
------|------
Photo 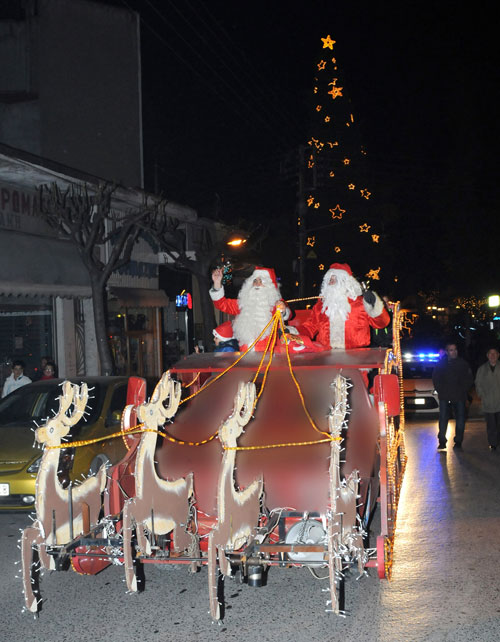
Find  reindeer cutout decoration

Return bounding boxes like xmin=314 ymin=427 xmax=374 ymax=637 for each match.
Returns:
xmin=21 ymin=381 xmax=106 ymax=613
xmin=122 ymin=371 xmax=197 ymax=592
xmin=208 ymin=381 xmax=264 ymax=621
xmin=326 ymin=374 xmax=367 ymax=614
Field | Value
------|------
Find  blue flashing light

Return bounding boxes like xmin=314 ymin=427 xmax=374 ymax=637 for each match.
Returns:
xmin=403 ymin=351 xmax=440 ymax=363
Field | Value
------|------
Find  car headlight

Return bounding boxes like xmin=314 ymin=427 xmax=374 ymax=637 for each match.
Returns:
xmin=27 ymin=456 xmax=42 ymax=473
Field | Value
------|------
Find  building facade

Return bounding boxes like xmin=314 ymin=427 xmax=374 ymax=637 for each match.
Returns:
xmin=0 ymin=144 xmax=197 ymax=385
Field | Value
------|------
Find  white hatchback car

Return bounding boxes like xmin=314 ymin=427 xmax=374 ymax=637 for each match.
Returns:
xmin=403 ymin=352 xmax=440 ymax=415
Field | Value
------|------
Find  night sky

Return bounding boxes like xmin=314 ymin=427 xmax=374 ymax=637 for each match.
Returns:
xmin=115 ymin=1 xmax=498 ymax=298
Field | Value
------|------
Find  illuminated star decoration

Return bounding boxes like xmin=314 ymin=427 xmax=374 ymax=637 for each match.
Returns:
xmin=307 ymin=236 xmax=316 ymax=247
xmin=343 ymin=157 xmax=350 ymax=165
xmin=360 ymin=188 xmax=371 ymax=200
xmin=371 ymin=234 xmax=379 ymax=243
xmin=329 ymin=171 xmax=335 ymax=177
xmin=317 ymin=60 xmax=326 ymax=70
xmin=324 ymin=116 xmax=330 ymax=122
xmin=348 ymin=184 xmax=355 ymax=190
xmin=366 ymin=267 xmax=381 ymax=280
xmin=334 ymin=246 xmax=341 ymax=253
xmin=316 ymin=104 xmax=322 ymax=112
xmin=314 ymin=202 xmax=320 ymax=209
xmin=307 ymin=195 xmax=315 ymax=207
xmin=330 ymin=205 xmax=345 ymax=219
xmin=318 ymin=264 xmax=325 ymax=270
xmin=327 ymin=80 xmax=343 ymax=100
xmin=321 ymin=35 xmax=335 ymax=50
xmin=359 ymin=223 xmax=371 ymax=232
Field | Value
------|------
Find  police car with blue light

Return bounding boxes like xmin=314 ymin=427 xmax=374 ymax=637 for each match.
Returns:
xmin=403 ymin=350 xmax=440 ymax=415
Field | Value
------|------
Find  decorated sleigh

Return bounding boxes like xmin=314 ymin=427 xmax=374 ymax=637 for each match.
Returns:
xmin=21 ymin=304 xmax=407 ymax=620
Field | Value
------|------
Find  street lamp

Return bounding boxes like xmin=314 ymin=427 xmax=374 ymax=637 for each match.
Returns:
xmin=226 ymin=236 xmax=247 ymax=247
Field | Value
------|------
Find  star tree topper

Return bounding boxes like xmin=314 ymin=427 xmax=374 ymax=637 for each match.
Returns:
xmin=321 ymin=35 xmax=335 ymax=49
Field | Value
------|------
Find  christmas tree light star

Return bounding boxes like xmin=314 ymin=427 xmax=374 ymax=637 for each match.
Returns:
xmin=330 ymin=205 xmax=345 ymax=219
xmin=321 ymin=35 xmax=335 ymax=49
xmin=327 ymin=82 xmax=343 ymax=100
xmin=317 ymin=60 xmax=327 ymax=70
xmin=359 ymin=223 xmax=371 ymax=232
xmin=365 ymin=267 xmax=381 ymax=280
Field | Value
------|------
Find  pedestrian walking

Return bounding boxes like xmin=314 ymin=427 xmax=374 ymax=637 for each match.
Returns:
xmin=432 ymin=342 xmax=473 ymax=450
xmin=474 ymin=347 xmax=500 ymax=450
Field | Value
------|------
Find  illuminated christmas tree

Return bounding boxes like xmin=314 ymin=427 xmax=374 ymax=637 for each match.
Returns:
xmin=298 ymin=35 xmax=382 ymax=294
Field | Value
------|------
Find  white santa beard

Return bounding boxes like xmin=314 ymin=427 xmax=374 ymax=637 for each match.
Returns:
xmin=320 ymin=283 xmax=357 ymax=349
xmin=321 ymin=284 xmax=352 ymax=321
xmin=233 ymin=286 xmax=276 ymax=346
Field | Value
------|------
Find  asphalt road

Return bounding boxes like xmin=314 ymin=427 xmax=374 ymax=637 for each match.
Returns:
xmin=1 ymin=414 xmax=499 ymax=642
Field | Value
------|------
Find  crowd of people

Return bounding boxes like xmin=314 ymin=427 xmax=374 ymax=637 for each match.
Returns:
xmin=1 ymin=356 xmax=58 ymax=398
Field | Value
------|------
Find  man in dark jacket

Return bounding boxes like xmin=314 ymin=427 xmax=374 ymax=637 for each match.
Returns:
xmin=432 ymin=342 xmax=473 ymax=450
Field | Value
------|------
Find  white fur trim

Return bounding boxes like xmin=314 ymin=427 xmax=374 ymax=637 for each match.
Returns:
xmin=364 ymin=291 xmax=384 ymax=317
xmin=210 ymin=286 xmax=225 ymax=302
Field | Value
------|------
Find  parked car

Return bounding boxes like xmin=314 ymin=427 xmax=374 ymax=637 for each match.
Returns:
xmin=0 ymin=377 xmax=134 ymax=510
xmin=403 ymin=351 xmax=440 ymax=415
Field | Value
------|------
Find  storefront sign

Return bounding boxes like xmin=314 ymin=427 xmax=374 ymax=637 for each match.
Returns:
xmin=0 ymin=184 xmax=52 ymax=235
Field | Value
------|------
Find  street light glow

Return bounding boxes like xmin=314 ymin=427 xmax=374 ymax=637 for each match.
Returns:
xmin=227 ymin=238 xmax=246 ymax=247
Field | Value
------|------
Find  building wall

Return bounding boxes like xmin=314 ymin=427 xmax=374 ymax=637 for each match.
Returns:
xmin=0 ymin=101 xmax=41 ymax=154
xmin=0 ymin=0 xmax=143 ymax=188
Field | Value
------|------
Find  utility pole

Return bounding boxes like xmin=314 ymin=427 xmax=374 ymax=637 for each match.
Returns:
xmin=297 ymin=144 xmax=307 ymax=298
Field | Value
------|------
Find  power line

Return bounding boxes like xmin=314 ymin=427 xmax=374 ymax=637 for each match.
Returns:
xmin=133 ymin=0 xmax=297 ymax=151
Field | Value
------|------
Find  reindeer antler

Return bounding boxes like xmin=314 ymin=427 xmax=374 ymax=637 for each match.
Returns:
xmin=36 ymin=382 xmax=88 ymax=446
xmin=138 ymin=371 xmax=181 ymax=426
xmin=235 ymin=382 xmax=256 ymax=427
xmin=158 ymin=372 xmax=181 ymax=421
xmin=60 ymin=382 xmax=88 ymax=427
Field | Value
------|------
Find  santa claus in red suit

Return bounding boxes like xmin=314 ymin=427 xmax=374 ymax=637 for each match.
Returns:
xmin=210 ymin=266 xmax=290 ymax=350
xmin=299 ymin=263 xmax=390 ymax=349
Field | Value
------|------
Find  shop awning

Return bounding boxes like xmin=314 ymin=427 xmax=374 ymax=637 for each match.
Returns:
xmin=109 ymin=287 xmax=169 ymax=308
xmin=0 ymin=230 xmax=92 ymax=298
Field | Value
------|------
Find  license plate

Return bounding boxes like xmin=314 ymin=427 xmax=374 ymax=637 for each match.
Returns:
xmin=0 ymin=483 xmax=9 ymax=496
xmin=414 ymin=398 xmax=425 ymax=405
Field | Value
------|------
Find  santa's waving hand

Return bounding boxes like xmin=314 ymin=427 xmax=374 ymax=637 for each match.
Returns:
xmin=210 ymin=266 xmax=290 ymax=350
xmin=298 ymin=263 xmax=390 ymax=350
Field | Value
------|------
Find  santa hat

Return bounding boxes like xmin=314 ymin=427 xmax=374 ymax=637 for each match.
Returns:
xmin=213 ymin=321 xmax=234 ymax=341
xmin=329 ymin=263 xmax=353 ymax=275
xmin=251 ymin=267 xmax=278 ymax=288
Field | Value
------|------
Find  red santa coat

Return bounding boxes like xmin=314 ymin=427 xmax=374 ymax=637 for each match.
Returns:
xmin=299 ymin=295 xmax=390 ymax=349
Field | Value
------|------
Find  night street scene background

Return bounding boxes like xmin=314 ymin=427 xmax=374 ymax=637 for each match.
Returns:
xmin=2 ymin=4 xmax=500 ymax=639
